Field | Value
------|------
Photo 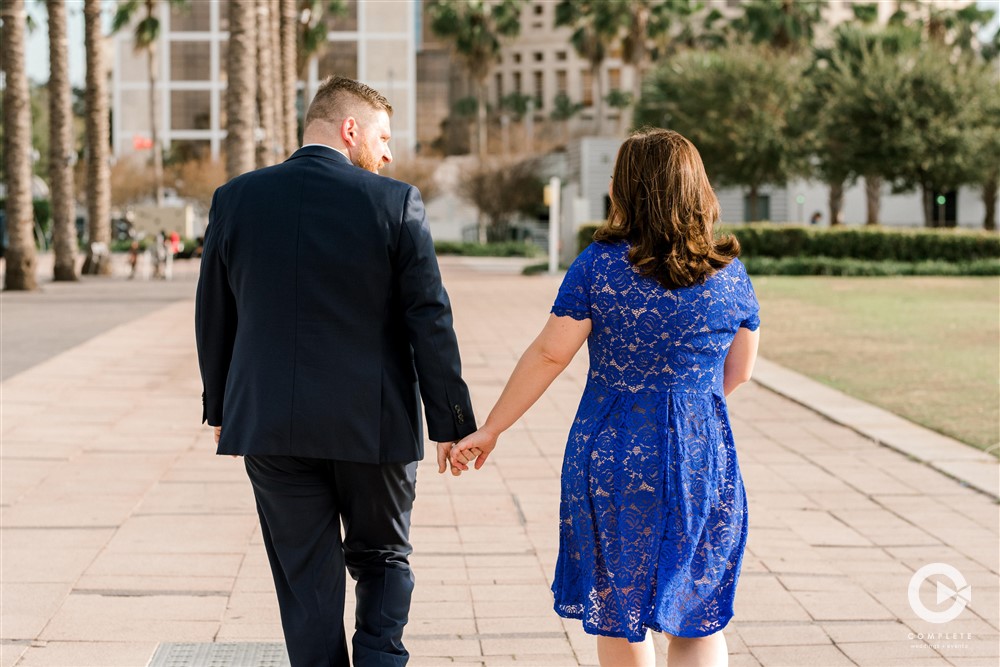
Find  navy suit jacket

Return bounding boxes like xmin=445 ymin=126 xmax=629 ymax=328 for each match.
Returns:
xmin=194 ymin=145 xmax=476 ymax=463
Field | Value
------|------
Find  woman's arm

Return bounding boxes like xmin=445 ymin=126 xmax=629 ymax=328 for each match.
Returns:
xmin=451 ymin=314 xmax=592 ymax=470
xmin=723 ymin=326 xmax=760 ymax=397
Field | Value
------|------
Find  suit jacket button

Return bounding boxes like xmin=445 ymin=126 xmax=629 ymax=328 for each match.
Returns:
xmin=457 ymin=415 xmax=465 ymax=425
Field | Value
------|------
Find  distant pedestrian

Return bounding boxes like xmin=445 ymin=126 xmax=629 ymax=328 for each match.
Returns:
xmin=810 ymin=211 xmax=822 ymax=226
xmin=128 ymin=240 xmax=140 ymax=280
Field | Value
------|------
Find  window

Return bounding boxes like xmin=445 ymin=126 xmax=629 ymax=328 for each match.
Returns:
xmin=743 ymin=194 xmax=771 ymax=222
xmin=495 ymin=73 xmax=504 ymax=105
xmin=533 ymin=52 xmax=544 ymax=63
xmin=513 ymin=71 xmax=522 ymax=94
xmin=170 ymin=1 xmax=210 ymax=31
xmin=556 ymin=51 xmax=567 ymax=61
xmin=170 ymin=90 xmax=211 ymax=130
xmin=608 ymin=67 xmax=621 ymax=92
xmin=329 ymin=0 xmax=358 ymax=31
xmin=170 ymin=41 xmax=211 ymax=82
xmin=318 ymin=41 xmax=358 ymax=79
xmin=533 ymin=71 xmax=544 ymax=109
xmin=581 ymin=69 xmax=593 ymax=106
xmin=534 ymin=3 xmax=544 ymax=15
xmin=556 ymin=70 xmax=567 ymax=95
xmin=513 ymin=53 xmax=522 ymax=64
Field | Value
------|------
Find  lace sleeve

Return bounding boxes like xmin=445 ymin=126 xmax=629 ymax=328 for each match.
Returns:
xmin=734 ymin=258 xmax=761 ymax=331
xmin=551 ymin=245 xmax=593 ymax=321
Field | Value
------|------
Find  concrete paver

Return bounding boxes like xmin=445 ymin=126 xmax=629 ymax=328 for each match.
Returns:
xmin=1 ymin=256 xmax=998 ymax=666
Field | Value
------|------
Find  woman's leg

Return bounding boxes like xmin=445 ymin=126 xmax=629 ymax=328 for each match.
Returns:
xmin=597 ymin=634 xmax=656 ymax=667
xmin=664 ymin=630 xmax=728 ymax=667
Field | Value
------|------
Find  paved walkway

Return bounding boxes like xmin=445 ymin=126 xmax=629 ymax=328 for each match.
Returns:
xmin=1 ymin=256 xmax=997 ymax=667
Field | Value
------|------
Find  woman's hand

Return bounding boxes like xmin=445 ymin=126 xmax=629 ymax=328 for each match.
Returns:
xmin=450 ymin=428 xmax=499 ymax=471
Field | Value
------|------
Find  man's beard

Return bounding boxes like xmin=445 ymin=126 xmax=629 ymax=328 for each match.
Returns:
xmin=354 ymin=142 xmax=381 ymax=174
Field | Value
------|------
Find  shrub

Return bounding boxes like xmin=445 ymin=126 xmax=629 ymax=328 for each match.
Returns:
xmin=576 ymin=222 xmax=1000 ymax=264
xmin=740 ymin=256 xmax=1000 ymax=276
xmin=434 ymin=241 xmax=541 ymax=257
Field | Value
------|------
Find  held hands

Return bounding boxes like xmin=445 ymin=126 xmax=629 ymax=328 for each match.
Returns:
xmin=438 ymin=440 xmax=481 ymax=477
xmin=449 ymin=427 xmax=499 ymax=472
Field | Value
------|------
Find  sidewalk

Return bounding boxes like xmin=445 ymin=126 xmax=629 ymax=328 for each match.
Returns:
xmin=1 ymin=257 xmax=997 ymax=667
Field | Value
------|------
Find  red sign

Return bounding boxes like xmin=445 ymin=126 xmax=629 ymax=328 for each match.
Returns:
xmin=133 ymin=135 xmax=153 ymax=150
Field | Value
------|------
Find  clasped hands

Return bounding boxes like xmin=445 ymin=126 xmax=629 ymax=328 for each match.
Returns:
xmin=435 ymin=427 xmax=499 ymax=476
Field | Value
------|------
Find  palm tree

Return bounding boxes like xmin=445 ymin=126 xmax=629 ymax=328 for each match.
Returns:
xmin=255 ymin=0 xmax=277 ymax=167
xmin=84 ymin=0 xmax=112 ymax=275
xmin=428 ymin=0 xmax=524 ymax=160
xmin=47 ymin=0 xmax=78 ymax=281
xmin=619 ymin=0 xmax=698 ymax=115
xmin=227 ymin=0 xmax=257 ymax=179
xmin=269 ymin=0 xmax=285 ymax=160
xmin=731 ymin=0 xmax=827 ymax=52
xmin=281 ymin=0 xmax=298 ymax=150
xmin=555 ymin=0 xmax=619 ymax=136
xmin=112 ymin=0 xmax=187 ymax=207
xmin=2 ymin=0 xmax=38 ymax=290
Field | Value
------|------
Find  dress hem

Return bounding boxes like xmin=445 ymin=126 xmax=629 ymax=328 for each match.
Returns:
xmin=553 ymin=603 xmax=735 ymax=642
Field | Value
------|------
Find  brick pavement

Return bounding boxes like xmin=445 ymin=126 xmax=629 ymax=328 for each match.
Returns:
xmin=1 ymin=256 xmax=997 ymax=667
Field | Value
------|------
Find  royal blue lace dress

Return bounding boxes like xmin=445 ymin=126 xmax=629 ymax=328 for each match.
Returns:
xmin=550 ymin=240 xmax=760 ymax=642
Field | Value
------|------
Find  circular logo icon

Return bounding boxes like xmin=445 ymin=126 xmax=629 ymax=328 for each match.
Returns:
xmin=908 ymin=563 xmax=972 ymax=624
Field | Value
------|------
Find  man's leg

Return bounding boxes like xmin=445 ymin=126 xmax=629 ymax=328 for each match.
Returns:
xmin=335 ymin=461 xmax=417 ymax=667
xmin=245 ymin=455 xmax=350 ymax=667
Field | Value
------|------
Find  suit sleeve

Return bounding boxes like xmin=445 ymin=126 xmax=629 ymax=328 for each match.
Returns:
xmin=194 ymin=190 xmax=238 ymax=426
xmin=395 ymin=186 xmax=476 ymax=442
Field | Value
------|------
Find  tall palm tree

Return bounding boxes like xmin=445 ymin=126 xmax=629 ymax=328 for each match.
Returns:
xmin=112 ymin=0 xmax=187 ymax=207
xmin=84 ymin=0 xmax=112 ymax=275
xmin=255 ymin=0 xmax=277 ymax=167
xmin=227 ymin=0 xmax=257 ymax=179
xmin=281 ymin=0 xmax=298 ymax=150
xmin=2 ymin=0 xmax=38 ymax=290
xmin=555 ymin=0 xmax=619 ymax=137
xmin=619 ymin=0 xmax=697 ymax=117
xmin=428 ymin=0 xmax=524 ymax=159
xmin=270 ymin=0 xmax=286 ymax=160
xmin=47 ymin=0 xmax=78 ymax=281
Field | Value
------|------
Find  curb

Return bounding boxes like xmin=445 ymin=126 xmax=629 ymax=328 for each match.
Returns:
xmin=752 ymin=357 xmax=999 ymax=500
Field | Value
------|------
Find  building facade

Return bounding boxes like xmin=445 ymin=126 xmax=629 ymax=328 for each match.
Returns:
xmin=112 ymin=0 xmax=417 ymax=162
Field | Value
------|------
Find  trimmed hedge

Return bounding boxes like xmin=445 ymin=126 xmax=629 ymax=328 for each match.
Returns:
xmin=434 ymin=241 xmax=541 ymax=257
xmin=742 ymin=256 xmax=1000 ymax=276
xmin=577 ymin=223 xmax=1000 ymax=262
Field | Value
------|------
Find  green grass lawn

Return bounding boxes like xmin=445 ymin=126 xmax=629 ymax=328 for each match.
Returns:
xmin=751 ymin=276 xmax=1000 ymax=454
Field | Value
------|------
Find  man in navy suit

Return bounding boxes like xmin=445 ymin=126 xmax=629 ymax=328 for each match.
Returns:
xmin=195 ymin=76 xmax=478 ymax=666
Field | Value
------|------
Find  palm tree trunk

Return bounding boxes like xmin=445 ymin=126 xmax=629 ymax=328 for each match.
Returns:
xmin=864 ymin=175 xmax=881 ymax=226
xmin=477 ymin=81 xmax=488 ymax=161
xmin=281 ymin=0 xmax=298 ymax=150
xmin=921 ymin=183 xmax=935 ymax=227
xmin=983 ymin=171 xmax=998 ymax=231
xmin=84 ymin=0 xmax=112 ymax=275
xmin=828 ymin=180 xmax=844 ymax=226
xmin=47 ymin=0 xmax=78 ymax=281
xmin=593 ymin=64 xmax=604 ymax=136
xmin=270 ymin=0 xmax=285 ymax=159
xmin=2 ymin=0 xmax=38 ymax=290
xmin=255 ymin=0 xmax=276 ymax=168
xmin=145 ymin=0 xmax=164 ymax=206
xmin=227 ymin=0 xmax=258 ymax=179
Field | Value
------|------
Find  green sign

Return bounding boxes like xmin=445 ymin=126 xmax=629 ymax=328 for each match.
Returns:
xmin=936 ymin=195 xmax=946 ymax=205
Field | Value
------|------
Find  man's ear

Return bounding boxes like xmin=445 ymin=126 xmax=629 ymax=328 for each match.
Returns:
xmin=340 ymin=117 xmax=359 ymax=147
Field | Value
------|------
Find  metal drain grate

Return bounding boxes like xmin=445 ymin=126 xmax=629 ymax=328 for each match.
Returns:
xmin=148 ymin=643 xmax=290 ymax=667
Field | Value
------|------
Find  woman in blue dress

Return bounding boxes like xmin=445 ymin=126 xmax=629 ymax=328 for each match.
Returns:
xmin=451 ymin=128 xmax=760 ymax=667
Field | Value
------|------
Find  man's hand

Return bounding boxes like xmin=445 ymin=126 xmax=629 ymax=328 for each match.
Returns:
xmin=436 ymin=441 xmax=460 ymax=476
xmin=450 ymin=428 xmax=498 ymax=471
xmin=212 ymin=425 xmax=240 ymax=459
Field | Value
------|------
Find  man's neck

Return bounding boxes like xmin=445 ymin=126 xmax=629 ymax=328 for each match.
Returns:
xmin=301 ymin=141 xmax=349 ymax=161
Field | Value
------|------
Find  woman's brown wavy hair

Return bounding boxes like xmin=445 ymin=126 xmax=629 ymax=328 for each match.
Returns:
xmin=594 ymin=128 xmax=740 ymax=289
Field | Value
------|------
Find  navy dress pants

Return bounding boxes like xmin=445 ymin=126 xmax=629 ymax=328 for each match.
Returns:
xmin=244 ymin=455 xmax=417 ymax=667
